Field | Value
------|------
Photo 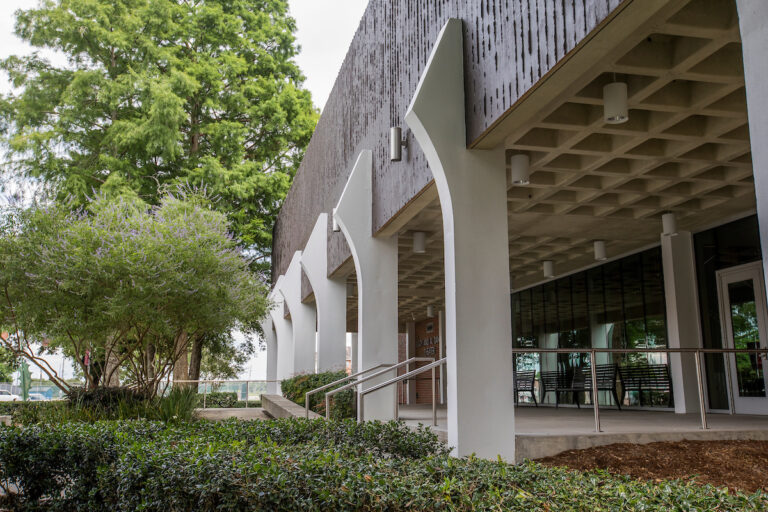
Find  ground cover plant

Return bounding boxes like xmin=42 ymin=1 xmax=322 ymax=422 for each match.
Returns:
xmin=0 ymin=418 xmax=766 ymax=511
xmin=282 ymin=370 xmax=355 ymax=419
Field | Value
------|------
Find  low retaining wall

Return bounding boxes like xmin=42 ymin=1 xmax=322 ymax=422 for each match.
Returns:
xmin=262 ymin=394 xmax=321 ymax=419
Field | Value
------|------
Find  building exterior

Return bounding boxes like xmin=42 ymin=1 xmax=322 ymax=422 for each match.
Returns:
xmin=263 ymin=0 xmax=768 ymax=461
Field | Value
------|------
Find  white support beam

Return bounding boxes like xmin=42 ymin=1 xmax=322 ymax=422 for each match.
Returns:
xmin=334 ymin=151 xmax=399 ymax=421
xmin=269 ymin=276 xmax=293 ymax=386
xmin=279 ymin=252 xmax=317 ymax=375
xmin=737 ymin=0 xmax=768 ymax=292
xmin=662 ymin=231 xmax=704 ymax=414
xmin=301 ymin=214 xmax=347 ymax=372
xmin=262 ymin=314 xmax=278 ymax=395
xmin=405 ymin=18 xmax=515 ymax=460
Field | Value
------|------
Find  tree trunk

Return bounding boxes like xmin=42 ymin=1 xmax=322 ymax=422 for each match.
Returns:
xmin=188 ymin=334 xmax=204 ymax=383
xmin=146 ymin=343 xmax=156 ymax=381
xmin=104 ymin=339 xmax=121 ymax=387
xmin=173 ymin=331 xmax=190 ymax=389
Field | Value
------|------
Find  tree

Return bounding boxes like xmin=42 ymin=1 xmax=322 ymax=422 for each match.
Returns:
xmin=0 ymin=0 xmax=318 ymax=276
xmin=0 ymin=191 xmax=267 ymax=395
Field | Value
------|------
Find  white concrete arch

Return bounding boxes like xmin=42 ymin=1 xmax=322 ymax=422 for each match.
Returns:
xmin=262 ymin=313 xmax=278 ymax=394
xmin=278 ymin=253 xmax=317 ymax=375
xmin=334 ymin=150 xmax=399 ymax=421
xmin=300 ymin=213 xmax=347 ymax=372
xmin=268 ymin=275 xmax=294 ymax=385
xmin=405 ymin=18 xmax=516 ymax=460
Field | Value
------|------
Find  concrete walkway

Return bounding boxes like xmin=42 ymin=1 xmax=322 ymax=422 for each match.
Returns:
xmin=194 ymin=408 xmax=269 ymax=421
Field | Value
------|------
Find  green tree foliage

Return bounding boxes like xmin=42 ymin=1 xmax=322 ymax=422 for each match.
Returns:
xmin=0 ymin=191 xmax=267 ymax=394
xmin=0 ymin=0 xmax=318 ymax=275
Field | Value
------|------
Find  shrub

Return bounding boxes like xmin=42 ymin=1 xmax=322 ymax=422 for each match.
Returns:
xmin=0 ymin=419 xmax=764 ymax=511
xmin=197 ymin=391 xmax=238 ymax=408
xmin=282 ymin=371 xmax=355 ymax=419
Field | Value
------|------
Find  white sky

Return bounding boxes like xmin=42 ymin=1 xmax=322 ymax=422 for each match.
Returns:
xmin=0 ymin=0 xmax=367 ymax=382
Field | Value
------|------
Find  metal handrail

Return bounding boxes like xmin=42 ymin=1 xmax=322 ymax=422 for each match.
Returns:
xmin=510 ymin=347 xmax=768 ymax=433
xmin=304 ymin=363 xmax=394 ymax=419
xmin=359 ymin=358 xmax=447 ymax=426
xmin=324 ymin=357 xmax=435 ymax=419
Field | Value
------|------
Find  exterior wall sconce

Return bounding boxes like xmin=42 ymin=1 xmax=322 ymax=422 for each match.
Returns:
xmin=543 ymin=260 xmax=555 ymax=279
xmin=662 ymin=212 xmax=677 ymax=236
xmin=412 ymin=231 xmax=426 ymax=253
xmin=603 ymin=81 xmax=628 ymax=124
xmin=332 ymin=207 xmax=340 ymax=232
xmin=508 ymin=154 xmax=531 ymax=185
xmin=390 ymin=126 xmax=408 ymax=162
xmin=594 ymin=240 xmax=607 ymax=261
xmin=427 ymin=305 xmax=435 ymax=318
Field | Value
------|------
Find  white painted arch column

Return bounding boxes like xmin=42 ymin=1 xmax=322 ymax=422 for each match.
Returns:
xmin=279 ymin=252 xmax=317 ymax=375
xmin=301 ymin=214 xmax=347 ymax=372
xmin=405 ymin=18 xmax=515 ymax=460
xmin=262 ymin=314 xmax=278 ymax=395
xmin=334 ymin=150 xmax=399 ymax=421
xmin=269 ymin=276 xmax=294 ymax=386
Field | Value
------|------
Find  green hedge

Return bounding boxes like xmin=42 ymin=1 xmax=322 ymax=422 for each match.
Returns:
xmin=197 ymin=391 xmax=238 ymax=408
xmin=0 ymin=419 xmax=765 ymax=511
xmin=282 ymin=371 xmax=355 ymax=419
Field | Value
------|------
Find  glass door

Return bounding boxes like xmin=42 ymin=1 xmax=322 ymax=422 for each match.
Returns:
xmin=717 ymin=262 xmax=768 ymax=415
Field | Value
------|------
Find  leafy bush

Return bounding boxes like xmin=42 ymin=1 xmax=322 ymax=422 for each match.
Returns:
xmin=282 ymin=371 xmax=355 ymax=419
xmin=197 ymin=391 xmax=238 ymax=408
xmin=0 ymin=418 xmax=765 ymax=511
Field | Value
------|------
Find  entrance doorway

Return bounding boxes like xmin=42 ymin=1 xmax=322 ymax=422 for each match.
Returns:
xmin=717 ymin=262 xmax=768 ymax=415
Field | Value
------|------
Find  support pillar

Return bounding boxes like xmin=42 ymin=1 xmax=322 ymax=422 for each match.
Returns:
xmin=279 ymin=253 xmax=317 ymax=375
xmin=350 ymin=333 xmax=358 ymax=374
xmin=405 ymin=321 xmax=417 ymax=404
xmin=334 ymin=151 xmax=399 ymax=421
xmin=662 ymin=231 xmax=704 ymax=413
xmin=738 ymin=0 xmax=768 ymax=292
xmin=269 ymin=276 xmax=293 ymax=389
xmin=301 ymin=214 xmax=347 ymax=372
xmin=405 ymin=19 xmax=515 ymax=460
xmin=263 ymin=315 xmax=278 ymax=394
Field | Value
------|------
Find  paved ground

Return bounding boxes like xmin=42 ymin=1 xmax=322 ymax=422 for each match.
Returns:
xmin=194 ymin=408 xmax=269 ymax=421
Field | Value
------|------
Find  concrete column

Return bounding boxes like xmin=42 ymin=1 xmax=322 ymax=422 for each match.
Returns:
xmin=405 ymin=19 xmax=515 ymax=460
xmin=405 ymin=321 xmax=417 ymax=404
xmin=438 ymin=310 xmax=447 ymax=405
xmin=301 ymin=214 xmax=347 ymax=372
xmin=738 ymin=0 xmax=768 ymax=292
xmin=269 ymin=276 xmax=293 ymax=389
xmin=350 ymin=333 xmax=358 ymax=374
xmin=278 ymin=252 xmax=317 ymax=375
xmin=334 ymin=151 xmax=399 ymax=421
xmin=662 ymin=231 xmax=704 ymax=413
xmin=263 ymin=315 xmax=278 ymax=394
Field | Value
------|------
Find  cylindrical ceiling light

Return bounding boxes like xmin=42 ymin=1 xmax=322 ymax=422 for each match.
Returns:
xmin=426 ymin=305 xmax=435 ymax=318
xmin=412 ymin=231 xmax=426 ymax=254
xmin=509 ymin=154 xmax=531 ymax=186
xmin=662 ymin=212 xmax=677 ymax=236
xmin=543 ymin=260 xmax=554 ymax=279
xmin=332 ymin=208 xmax=340 ymax=232
xmin=603 ymin=81 xmax=628 ymax=124
xmin=390 ymin=127 xmax=408 ymax=162
xmin=594 ymin=240 xmax=607 ymax=261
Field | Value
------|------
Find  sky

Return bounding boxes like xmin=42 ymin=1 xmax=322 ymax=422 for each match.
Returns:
xmin=0 ymin=0 xmax=367 ymax=383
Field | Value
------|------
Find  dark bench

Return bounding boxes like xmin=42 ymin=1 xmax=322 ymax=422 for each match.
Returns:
xmin=618 ymin=364 xmax=673 ymax=407
xmin=572 ymin=364 xmax=622 ymax=410
xmin=539 ymin=370 xmax=579 ymax=407
xmin=513 ymin=370 xmax=537 ymax=407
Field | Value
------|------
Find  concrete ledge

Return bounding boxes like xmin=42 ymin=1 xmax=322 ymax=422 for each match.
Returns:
xmin=261 ymin=394 xmax=321 ymax=419
xmin=194 ymin=408 xmax=269 ymax=421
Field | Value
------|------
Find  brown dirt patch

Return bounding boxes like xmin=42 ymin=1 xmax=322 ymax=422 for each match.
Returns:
xmin=538 ymin=440 xmax=768 ymax=493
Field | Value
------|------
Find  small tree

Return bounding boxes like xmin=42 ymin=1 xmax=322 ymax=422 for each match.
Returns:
xmin=0 ymin=191 xmax=267 ymax=395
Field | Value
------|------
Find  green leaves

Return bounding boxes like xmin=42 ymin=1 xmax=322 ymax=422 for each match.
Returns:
xmin=1 ymin=0 xmax=319 ymax=275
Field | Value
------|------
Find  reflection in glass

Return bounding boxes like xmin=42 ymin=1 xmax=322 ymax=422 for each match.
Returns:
xmin=728 ymin=280 xmax=766 ymax=398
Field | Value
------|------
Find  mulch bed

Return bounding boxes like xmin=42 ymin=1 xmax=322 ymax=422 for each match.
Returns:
xmin=538 ymin=440 xmax=768 ymax=493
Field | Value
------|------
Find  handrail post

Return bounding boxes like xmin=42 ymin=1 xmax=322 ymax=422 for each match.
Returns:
xmin=358 ymin=391 xmax=364 ymax=423
xmin=394 ymin=381 xmax=399 ymax=421
xmin=590 ymin=350 xmax=601 ymax=433
xmin=432 ymin=365 xmax=437 ymax=427
xmin=305 ymin=390 xmax=311 ymax=419
xmin=694 ymin=350 xmax=709 ymax=429
xmin=325 ymin=393 xmax=330 ymax=420
xmin=723 ymin=349 xmax=735 ymax=414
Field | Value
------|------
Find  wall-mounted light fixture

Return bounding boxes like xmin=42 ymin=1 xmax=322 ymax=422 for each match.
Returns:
xmin=426 ymin=305 xmax=435 ymax=318
xmin=603 ymin=81 xmax=628 ymax=124
xmin=412 ymin=231 xmax=426 ymax=254
xmin=508 ymin=153 xmax=531 ymax=185
xmin=594 ymin=240 xmax=607 ymax=261
xmin=390 ymin=126 xmax=408 ymax=162
xmin=332 ymin=207 xmax=340 ymax=232
xmin=543 ymin=260 xmax=554 ymax=279
xmin=662 ymin=212 xmax=677 ymax=236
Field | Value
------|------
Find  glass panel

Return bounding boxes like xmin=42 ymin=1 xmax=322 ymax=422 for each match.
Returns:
xmin=728 ymin=279 xmax=765 ymax=398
